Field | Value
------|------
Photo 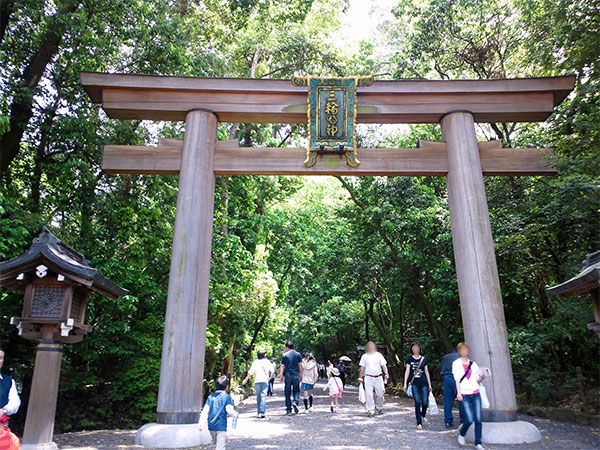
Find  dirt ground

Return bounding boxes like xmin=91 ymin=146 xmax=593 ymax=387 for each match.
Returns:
xmin=55 ymin=381 xmax=600 ymax=449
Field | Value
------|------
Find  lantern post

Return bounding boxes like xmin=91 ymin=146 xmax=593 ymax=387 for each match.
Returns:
xmin=0 ymin=229 xmax=127 ymax=450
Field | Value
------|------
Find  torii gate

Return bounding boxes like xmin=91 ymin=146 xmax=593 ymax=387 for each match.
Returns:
xmin=82 ymin=72 xmax=574 ymax=447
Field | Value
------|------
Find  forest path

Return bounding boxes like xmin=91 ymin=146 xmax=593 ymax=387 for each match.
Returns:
xmin=227 ymin=381 xmax=598 ymax=449
xmin=55 ymin=380 xmax=599 ymax=449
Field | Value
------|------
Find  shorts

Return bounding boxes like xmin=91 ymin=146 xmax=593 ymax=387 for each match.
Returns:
xmin=301 ymin=383 xmax=314 ymax=391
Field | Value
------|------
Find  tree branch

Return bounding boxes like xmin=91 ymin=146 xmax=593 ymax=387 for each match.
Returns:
xmin=0 ymin=1 xmax=81 ymax=176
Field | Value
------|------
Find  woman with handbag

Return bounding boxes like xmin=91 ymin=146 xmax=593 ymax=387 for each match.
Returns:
xmin=452 ymin=342 xmax=486 ymax=450
xmin=403 ymin=342 xmax=432 ymax=430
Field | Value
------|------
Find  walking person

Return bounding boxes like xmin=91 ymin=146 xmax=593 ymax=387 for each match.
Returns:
xmin=403 ymin=342 xmax=433 ymax=429
xmin=453 ymin=342 xmax=486 ymax=450
xmin=323 ymin=367 xmax=343 ymax=412
xmin=279 ymin=341 xmax=303 ymax=415
xmin=336 ymin=359 xmax=348 ymax=387
xmin=300 ymin=353 xmax=319 ymax=413
xmin=358 ymin=341 xmax=389 ymax=416
xmin=198 ymin=375 xmax=239 ymax=450
xmin=441 ymin=347 xmax=464 ymax=428
xmin=267 ymin=358 xmax=276 ymax=397
xmin=318 ymin=362 xmax=326 ymax=379
xmin=0 ymin=349 xmax=20 ymax=419
xmin=326 ymin=360 xmax=334 ymax=378
xmin=241 ymin=350 xmax=274 ymax=418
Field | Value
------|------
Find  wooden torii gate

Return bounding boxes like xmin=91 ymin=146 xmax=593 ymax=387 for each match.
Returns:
xmin=82 ymin=72 xmax=574 ymax=446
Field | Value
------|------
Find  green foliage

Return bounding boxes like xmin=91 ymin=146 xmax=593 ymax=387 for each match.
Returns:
xmin=0 ymin=0 xmax=597 ymax=431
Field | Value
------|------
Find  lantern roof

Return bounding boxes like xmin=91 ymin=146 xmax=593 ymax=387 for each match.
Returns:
xmin=0 ymin=228 xmax=127 ymax=298
xmin=547 ymin=251 xmax=600 ymax=297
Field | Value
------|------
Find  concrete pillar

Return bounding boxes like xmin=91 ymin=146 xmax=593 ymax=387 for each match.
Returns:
xmin=156 ymin=108 xmax=218 ymax=424
xmin=441 ymin=111 xmax=517 ymax=422
xmin=21 ymin=336 xmax=62 ymax=450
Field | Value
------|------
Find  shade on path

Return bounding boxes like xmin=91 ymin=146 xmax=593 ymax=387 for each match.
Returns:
xmin=54 ymin=380 xmax=599 ymax=449
xmin=226 ymin=381 xmax=598 ymax=450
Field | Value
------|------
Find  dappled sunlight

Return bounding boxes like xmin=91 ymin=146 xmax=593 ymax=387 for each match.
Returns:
xmin=227 ymin=381 xmax=453 ymax=449
xmin=52 ymin=377 xmax=600 ymax=450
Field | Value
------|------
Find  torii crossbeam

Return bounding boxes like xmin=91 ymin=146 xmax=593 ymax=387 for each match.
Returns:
xmin=81 ymin=72 xmax=574 ymax=448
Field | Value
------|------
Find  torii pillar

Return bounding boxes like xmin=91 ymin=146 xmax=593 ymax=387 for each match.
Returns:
xmin=136 ymin=108 xmax=217 ymax=447
xmin=442 ymin=111 xmax=540 ymax=443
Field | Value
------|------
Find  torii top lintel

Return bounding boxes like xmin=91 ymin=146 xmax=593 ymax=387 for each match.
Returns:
xmin=81 ymin=72 xmax=575 ymax=124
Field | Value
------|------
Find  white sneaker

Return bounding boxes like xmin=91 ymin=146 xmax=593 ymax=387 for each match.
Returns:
xmin=368 ymin=410 xmax=376 ymax=416
xmin=417 ymin=424 xmax=423 ymax=430
xmin=457 ymin=434 xmax=466 ymax=446
xmin=475 ymin=445 xmax=485 ymax=450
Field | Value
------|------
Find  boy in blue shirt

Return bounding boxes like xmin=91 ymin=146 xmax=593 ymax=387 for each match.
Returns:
xmin=199 ymin=375 xmax=239 ymax=450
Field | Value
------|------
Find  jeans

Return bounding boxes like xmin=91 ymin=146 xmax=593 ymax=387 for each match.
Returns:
xmin=255 ymin=382 xmax=268 ymax=414
xmin=411 ymin=384 xmax=429 ymax=425
xmin=267 ymin=377 xmax=274 ymax=395
xmin=442 ymin=374 xmax=465 ymax=425
xmin=459 ymin=393 xmax=483 ymax=445
xmin=284 ymin=374 xmax=300 ymax=413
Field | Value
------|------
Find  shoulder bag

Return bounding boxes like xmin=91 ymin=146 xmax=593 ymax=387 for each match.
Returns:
xmin=406 ymin=356 xmax=425 ymax=398
xmin=459 ymin=360 xmax=473 ymax=384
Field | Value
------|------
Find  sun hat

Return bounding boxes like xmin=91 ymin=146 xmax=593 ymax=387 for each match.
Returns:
xmin=331 ymin=367 xmax=340 ymax=376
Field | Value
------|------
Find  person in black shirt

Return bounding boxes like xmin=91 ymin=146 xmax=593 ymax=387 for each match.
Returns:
xmin=279 ymin=341 xmax=303 ymax=415
xmin=403 ymin=342 xmax=432 ymax=429
xmin=441 ymin=349 xmax=464 ymax=428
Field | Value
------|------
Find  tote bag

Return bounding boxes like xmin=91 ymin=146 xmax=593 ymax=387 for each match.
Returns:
xmin=428 ymin=392 xmax=439 ymax=415
xmin=479 ymin=384 xmax=491 ymax=409
xmin=358 ymin=382 xmax=366 ymax=403
xmin=198 ymin=406 xmax=214 ymax=445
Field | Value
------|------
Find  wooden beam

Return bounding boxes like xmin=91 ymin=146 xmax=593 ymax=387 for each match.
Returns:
xmin=215 ymin=147 xmax=448 ymax=176
xmin=102 ymin=143 xmax=556 ymax=176
xmin=418 ymin=140 xmax=503 ymax=150
xmin=81 ymin=72 xmax=575 ymax=124
xmin=479 ymin=148 xmax=555 ymax=176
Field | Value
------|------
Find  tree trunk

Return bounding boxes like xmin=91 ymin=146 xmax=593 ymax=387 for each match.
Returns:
xmin=0 ymin=2 xmax=80 ymax=176
xmin=0 ymin=0 xmax=13 ymax=44
xmin=244 ymin=313 xmax=269 ymax=362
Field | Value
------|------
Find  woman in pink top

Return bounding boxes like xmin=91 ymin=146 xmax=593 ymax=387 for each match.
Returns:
xmin=452 ymin=342 xmax=486 ymax=450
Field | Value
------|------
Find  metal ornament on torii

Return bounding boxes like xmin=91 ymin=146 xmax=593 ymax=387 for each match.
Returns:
xmin=81 ymin=72 xmax=574 ymax=446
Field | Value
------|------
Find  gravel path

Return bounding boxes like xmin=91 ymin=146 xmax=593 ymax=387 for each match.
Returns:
xmin=55 ymin=381 xmax=599 ymax=449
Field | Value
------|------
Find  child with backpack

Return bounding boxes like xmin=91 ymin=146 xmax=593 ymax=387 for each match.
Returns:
xmin=199 ymin=375 xmax=239 ymax=450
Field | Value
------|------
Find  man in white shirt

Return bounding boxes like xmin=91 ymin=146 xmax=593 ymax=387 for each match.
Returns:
xmin=358 ymin=341 xmax=389 ymax=416
xmin=0 ymin=349 xmax=21 ymax=417
xmin=242 ymin=350 xmax=274 ymax=418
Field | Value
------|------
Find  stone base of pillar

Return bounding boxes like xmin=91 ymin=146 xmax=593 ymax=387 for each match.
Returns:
xmin=20 ymin=443 xmax=59 ymax=450
xmin=135 ymin=423 xmax=209 ymax=449
xmin=464 ymin=420 xmax=541 ymax=444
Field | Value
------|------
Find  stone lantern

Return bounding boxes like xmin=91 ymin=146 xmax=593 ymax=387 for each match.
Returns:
xmin=0 ymin=229 xmax=127 ymax=450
